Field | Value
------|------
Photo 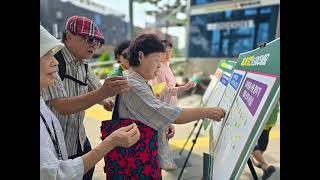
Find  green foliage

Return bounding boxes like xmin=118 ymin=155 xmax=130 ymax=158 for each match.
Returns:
xmin=94 ymin=67 xmax=113 ymax=79
xmin=98 ymin=52 xmax=111 ymax=62
xmin=135 ymin=0 xmax=161 ymax=5
xmin=136 ymin=0 xmax=187 ymax=26
xmin=172 ymin=47 xmax=181 ymax=57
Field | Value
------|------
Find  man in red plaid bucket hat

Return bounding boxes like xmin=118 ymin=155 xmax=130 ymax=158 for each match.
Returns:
xmin=66 ymin=16 xmax=105 ymax=45
xmin=64 ymin=15 xmax=105 ymax=59
xmin=41 ymin=16 xmax=131 ymax=180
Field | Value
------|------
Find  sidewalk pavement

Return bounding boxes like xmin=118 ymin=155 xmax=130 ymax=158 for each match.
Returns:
xmin=84 ymin=94 xmax=280 ymax=180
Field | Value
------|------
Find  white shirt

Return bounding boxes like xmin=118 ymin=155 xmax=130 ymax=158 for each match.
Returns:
xmin=40 ymin=96 xmax=84 ymax=180
xmin=41 ymin=46 xmax=102 ymax=156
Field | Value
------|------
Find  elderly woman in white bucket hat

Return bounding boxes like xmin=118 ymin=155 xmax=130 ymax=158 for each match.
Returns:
xmin=40 ymin=25 xmax=140 ymax=180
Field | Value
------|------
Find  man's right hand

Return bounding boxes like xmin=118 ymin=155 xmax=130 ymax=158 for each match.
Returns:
xmin=100 ymin=76 xmax=130 ymax=98
xmin=106 ymin=123 xmax=140 ymax=149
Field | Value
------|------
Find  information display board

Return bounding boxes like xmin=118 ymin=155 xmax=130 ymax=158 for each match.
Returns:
xmin=209 ymin=38 xmax=280 ymax=180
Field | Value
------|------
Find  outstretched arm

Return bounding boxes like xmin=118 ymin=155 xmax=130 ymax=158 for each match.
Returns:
xmin=81 ymin=123 xmax=140 ymax=174
xmin=49 ymin=76 xmax=130 ymax=115
xmin=174 ymin=107 xmax=225 ymax=124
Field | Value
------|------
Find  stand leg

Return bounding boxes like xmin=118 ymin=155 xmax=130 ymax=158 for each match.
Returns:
xmin=179 ymin=120 xmax=200 ymax=155
xmin=178 ymin=122 xmax=203 ymax=180
xmin=247 ymin=158 xmax=258 ymax=180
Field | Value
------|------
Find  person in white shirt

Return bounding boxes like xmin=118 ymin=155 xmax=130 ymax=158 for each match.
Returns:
xmin=40 ymin=25 xmax=140 ymax=180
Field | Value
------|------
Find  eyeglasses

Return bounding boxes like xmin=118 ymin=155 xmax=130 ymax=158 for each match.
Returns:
xmin=80 ymin=36 xmax=103 ymax=48
xmin=121 ymin=52 xmax=129 ymax=59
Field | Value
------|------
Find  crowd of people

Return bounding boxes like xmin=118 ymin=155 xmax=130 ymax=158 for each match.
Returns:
xmin=40 ymin=15 xmax=226 ymax=179
xmin=40 ymin=14 xmax=278 ymax=180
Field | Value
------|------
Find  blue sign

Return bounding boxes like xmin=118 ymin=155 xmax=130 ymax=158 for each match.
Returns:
xmin=230 ymin=72 xmax=243 ymax=90
xmin=220 ymin=74 xmax=230 ymax=86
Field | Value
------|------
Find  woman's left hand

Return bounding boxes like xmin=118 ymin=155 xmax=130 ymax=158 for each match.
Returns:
xmin=165 ymin=124 xmax=175 ymax=139
xmin=102 ymin=99 xmax=115 ymax=111
xmin=184 ymin=81 xmax=197 ymax=91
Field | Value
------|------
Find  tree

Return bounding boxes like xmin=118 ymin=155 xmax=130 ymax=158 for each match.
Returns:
xmin=145 ymin=0 xmax=188 ymax=31
xmin=98 ymin=52 xmax=111 ymax=62
xmin=129 ymin=0 xmax=188 ymax=40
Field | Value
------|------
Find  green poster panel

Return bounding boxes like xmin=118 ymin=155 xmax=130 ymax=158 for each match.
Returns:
xmin=201 ymin=59 xmax=235 ymax=106
xmin=219 ymin=59 xmax=237 ymax=75
xmin=202 ymin=60 xmax=236 ymax=130
xmin=203 ymin=72 xmax=232 ymax=130
xmin=211 ymin=38 xmax=280 ymax=180
xmin=209 ymin=69 xmax=246 ymax=155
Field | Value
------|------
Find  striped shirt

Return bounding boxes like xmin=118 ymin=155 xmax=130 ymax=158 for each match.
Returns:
xmin=148 ymin=61 xmax=181 ymax=168
xmin=41 ymin=45 xmax=101 ymax=156
xmin=119 ymin=70 xmax=182 ymax=132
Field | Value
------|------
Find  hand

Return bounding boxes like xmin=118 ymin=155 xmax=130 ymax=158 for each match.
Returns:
xmin=205 ymin=107 xmax=226 ymax=121
xmin=184 ymin=81 xmax=196 ymax=91
xmin=165 ymin=124 xmax=175 ymax=139
xmin=107 ymin=123 xmax=140 ymax=148
xmin=101 ymin=99 xmax=114 ymax=111
xmin=155 ymin=92 xmax=160 ymax=98
xmin=100 ymin=76 xmax=131 ymax=98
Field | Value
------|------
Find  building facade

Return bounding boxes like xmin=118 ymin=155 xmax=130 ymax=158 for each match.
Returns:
xmin=185 ymin=0 xmax=280 ymax=76
xmin=40 ymin=0 xmax=129 ymax=47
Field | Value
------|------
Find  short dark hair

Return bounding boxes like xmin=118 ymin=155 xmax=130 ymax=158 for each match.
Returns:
xmin=161 ymin=39 xmax=173 ymax=49
xmin=62 ymin=30 xmax=75 ymax=42
xmin=114 ymin=40 xmax=131 ymax=61
xmin=128 ymin=34 xmax=165 ymax=67
xmin=62 ymin=30 xmax=68 ymax=42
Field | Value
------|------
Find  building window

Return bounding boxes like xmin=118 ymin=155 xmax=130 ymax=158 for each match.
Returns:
xmin=188 ymin=4 xmax=279 ymax=58
xmin=191 ymin=0 xmax=231 ymax=6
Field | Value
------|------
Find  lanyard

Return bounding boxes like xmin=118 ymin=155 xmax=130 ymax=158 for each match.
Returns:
xmin=40 ymin=112 xmax=63 ymax=160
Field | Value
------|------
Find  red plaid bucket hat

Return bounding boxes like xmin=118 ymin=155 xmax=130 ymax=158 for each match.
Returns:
xmin=66 ymin=16 xmax=105 ymax=44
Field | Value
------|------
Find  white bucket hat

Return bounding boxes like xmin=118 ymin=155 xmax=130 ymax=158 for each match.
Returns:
xmin=40 ymin=25 xmax=64 ymax=58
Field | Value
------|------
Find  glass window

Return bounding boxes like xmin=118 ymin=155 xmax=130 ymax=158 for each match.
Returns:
xmin=191 ymin=0 xmax=231 ymax=6
xmin=245 ymin=9 xmax=257 ymax=16
xmin=260 ymin=7 xmax=272 ymax=14
xmin=256 ymin=23 xmax=269 ymax=46
xmin=188 ymin=4 xmax=279 ymax=58
xmin=211 ymin=30 xmax=220 ymax=55
xmin=231 ymin=28 xmax=255 ymax=56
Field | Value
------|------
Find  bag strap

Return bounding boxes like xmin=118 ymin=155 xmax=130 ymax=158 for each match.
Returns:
xmin=111 ymin=95 xmax=120 ymax=121
xmin=54 ymin=50 xmax=66 ymax=81
xmin=54 ymin=50 xmax=88 ymax=86
xmin=63 ymin=74 xmax=88 ymax=86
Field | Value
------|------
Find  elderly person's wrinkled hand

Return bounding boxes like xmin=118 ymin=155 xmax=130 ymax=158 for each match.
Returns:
xmin=165 ymin=124 xmax=175 ymax=140
xmin=184 ymin=80 xmax=197 ymax=91
xmin=101 ymin=99 xmax=114 ymax=111
xmin=101 ymin=76 xmax=131 ymax=98
xmin=206 ymin=107 xmax=226 ymax=121
xmin=107 ymin=123 xmax=140 ymax=148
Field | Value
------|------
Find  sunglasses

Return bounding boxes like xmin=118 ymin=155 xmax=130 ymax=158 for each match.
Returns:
xmin=81 ymin=36 xmax=103 ymax=48
xmin=121 ymin=52 xmax=129 ymax=59
xmin=71 ymin=31 xmax=103 ymax=48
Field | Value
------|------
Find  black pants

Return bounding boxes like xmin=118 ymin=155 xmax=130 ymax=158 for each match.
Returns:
xmin=69 ymin=137 xmax=94 ymax=180
xmin=254 ymin=128 xmax=272 ymax=152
